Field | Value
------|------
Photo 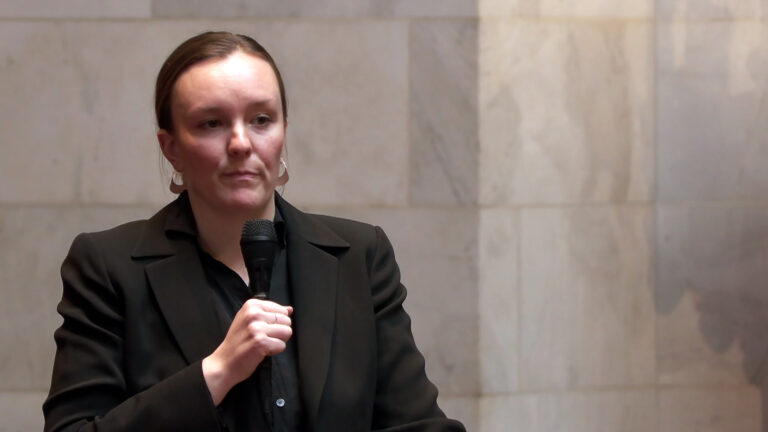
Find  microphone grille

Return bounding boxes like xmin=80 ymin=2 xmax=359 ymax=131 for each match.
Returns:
xmin=241 ymin=219 xmax=277 ymax=242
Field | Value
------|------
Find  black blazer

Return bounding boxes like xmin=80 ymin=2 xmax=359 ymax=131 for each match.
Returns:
xmin=43 ymin=193 xmax=465 ymax=432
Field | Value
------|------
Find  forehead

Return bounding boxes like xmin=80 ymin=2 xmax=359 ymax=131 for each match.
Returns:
xmin=172 ymin=51 xmax=280 ymax=110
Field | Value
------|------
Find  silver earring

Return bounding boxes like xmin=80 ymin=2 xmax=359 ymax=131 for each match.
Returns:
xmin=169 ymin=171 xmax=185 ymax=194
xmin=276 ymin=158 xmax=289 ymax=189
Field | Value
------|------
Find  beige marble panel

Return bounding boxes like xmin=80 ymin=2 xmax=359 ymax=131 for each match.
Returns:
xmin=0 ymin=204 xmax=157 ymax=390
xmin=657 ymin=22 xmax=768 ymax=201
xmin=384 ymin=0 xmax=477 ymax=17
xmin=658 ymin=387 xmax=761 ymax=432
xmin=0 ymin=22 xmax=191 ymax=205
xmin=152 ymin=0 xmax=476 ymax=18
xmin=304 ymin=206 xmax=478 ymax=395
xmin=438 ymin=396 xmax=478 ymax=432
xmin=657 ymin=0 xmax=768 ymax=18
xmin=479 ymin=390 xmax=656 ymax=432
xmin=0 ymin=392 xmax=47 ymax=432
xmin=479 ymin=209 xmax=518 ymax=393
xmin=0 ymin=0 xmax=150 ymax=18
xmin=402 ymin=256 xmax=477 ymax=395
xmin=273 ymin=22 xmax=410 ymax=207
xmin=656 ymin=204 xmax=768 ymax=386
xmin=479 ymin=20 xmax=653 ymax=205
xmin=410 ymin=20 xmax=478 ymax=205
xmin=1 ymin=23 xmax=85 ymax=203
xmin=519 ymin=206 xmax=655 ymax=390
xmin=479 ymin=0 xmax=652 ymax=17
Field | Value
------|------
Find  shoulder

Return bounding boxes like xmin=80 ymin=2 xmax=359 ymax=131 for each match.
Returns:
xmin=276 ymin=194 xmax=386 ymax=250
xmin=293 ymin=212 xmax=398 ymax=274
xmin=67 ymin=196 xmax=183 ymax=260
xmin=78 ymin=219 xmax=148 ymax=244
xmin=306 ymin=213 xmax=379 ymax=243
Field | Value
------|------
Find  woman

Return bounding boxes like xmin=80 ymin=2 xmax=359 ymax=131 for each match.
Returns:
xmin=43 ymin=31 xmax=464 ymax=432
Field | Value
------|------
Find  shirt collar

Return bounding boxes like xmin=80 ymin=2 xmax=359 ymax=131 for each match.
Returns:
xmin=166 ymin=191 xmax=287 ymax=247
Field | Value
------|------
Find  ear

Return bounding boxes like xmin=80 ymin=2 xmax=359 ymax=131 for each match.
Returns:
xmin=158 ymin=129 xmax=183 ymax=172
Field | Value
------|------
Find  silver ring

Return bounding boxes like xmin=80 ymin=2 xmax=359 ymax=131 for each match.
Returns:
xmin=274 ymin=313 xmax=278 ymax=324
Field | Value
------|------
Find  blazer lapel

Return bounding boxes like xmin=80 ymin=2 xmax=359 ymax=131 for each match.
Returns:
xmin=144 ymin=249 xmax=223 ymax=364
xmin=132 ymin=195 xmax=224 ymax=364
xmin=277 ymin=196 xmax=349 ymax=426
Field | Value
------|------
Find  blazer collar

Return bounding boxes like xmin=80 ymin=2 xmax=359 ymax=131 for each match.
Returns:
xmin=130 ymin=193 xmax=224 ymax=364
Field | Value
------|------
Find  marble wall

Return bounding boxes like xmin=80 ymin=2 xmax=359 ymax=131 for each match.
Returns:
xmin=3 ymin=0 xmax=768 ymax=431
xmin=478 ymin=0 xmax=768 ymax=431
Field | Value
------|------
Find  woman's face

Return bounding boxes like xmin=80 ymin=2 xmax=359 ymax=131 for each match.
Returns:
xmin=159 ymin=50 xmax=285 ymax=219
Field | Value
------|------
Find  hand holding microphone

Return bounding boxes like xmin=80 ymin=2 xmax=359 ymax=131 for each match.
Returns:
xmin=203 ymin=219 xmax=292 ymax=406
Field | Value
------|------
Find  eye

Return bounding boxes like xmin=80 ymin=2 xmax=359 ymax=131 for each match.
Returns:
xmin=252 ymin=115 xmax=272 ymax=127
xmin=199 ymin=119 xmax=222 ymax=129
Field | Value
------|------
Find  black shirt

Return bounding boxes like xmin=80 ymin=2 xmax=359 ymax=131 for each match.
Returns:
xmin=174 ymin=203 xmax=305 ymax=431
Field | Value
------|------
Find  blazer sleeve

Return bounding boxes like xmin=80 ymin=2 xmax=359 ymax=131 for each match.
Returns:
xmin=368 ymin=226 xmax=466 ymax=432
xmin=43 ymin=233 xmax=222 ymax=432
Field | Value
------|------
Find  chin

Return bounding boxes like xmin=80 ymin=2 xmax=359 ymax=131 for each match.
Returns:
xmin=224 ymin=190 xmax=273 ymax=211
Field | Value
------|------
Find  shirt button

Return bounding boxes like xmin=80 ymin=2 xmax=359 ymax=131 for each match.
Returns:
xmin=276 ymin=398 xmax=285 ymax=408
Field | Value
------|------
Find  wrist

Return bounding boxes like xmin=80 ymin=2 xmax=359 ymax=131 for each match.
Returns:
xmin=202 ymin=354 xmax=231 ymax=406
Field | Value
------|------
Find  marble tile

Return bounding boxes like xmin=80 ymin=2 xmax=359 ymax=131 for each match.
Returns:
xmin=658 ymin=387 xmax=761 ymax=432
xmin=270 ymin=22 xmax=409 ymax=207
xmin=480 ymin=0 xmax=652 ymax=18
xmin=383 ymin=0 xmax=477 ymax=17
xmin=478 ymin=209 xmax=518 ymax=393
xmin=152 ymin=0 xmax=476 ymax=18
xmin=410 ymin=20 xmax=478 ymax=205
xmin=479 ymin=390 xmax=656 ymax=432
xmin=0 ymin=0 xmax=150 ymax=18
xmin=0 ymin=204 xmax=157 ymax=390
xmin=402 ymin=256 xmax=478 ymax=395
xmin=656 ymin=204 xmax=768 ymax=386
xmin=657 ymin=0 xmax=768 ymax=19
xmin=0 ymin=392 xmax=47 ymax=432
xmin=0 ymin=22 xmax=191 ymax=205
xmin=438 ymin=396 xmax=478 ymax=432
xmin=657 ymin=22 xmax=768 ymax=202
xmin=1 ymin=23 xmax=85 ymax=203
xmin=519 ymin=206 xmax=655 ymax=390
xmin=479 ymin=20 xmax=654 ymax=205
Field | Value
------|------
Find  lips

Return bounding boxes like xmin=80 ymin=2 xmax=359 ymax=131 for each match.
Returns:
xmin=222 ymin=170 xmax=261 ymax=181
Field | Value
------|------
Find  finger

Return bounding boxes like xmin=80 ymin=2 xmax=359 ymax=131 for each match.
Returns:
xmin=266 ymin=324 xmax=293 ymax=342
xmin=260 ymin=338 xmax=288 ymax=356
xmin=244 ymin=298 xmax=292 ymax=315
xmin=255 ymin=310 xmax=291 ymax=326
xmin=243 ymin=325 xmax=292 ymax=352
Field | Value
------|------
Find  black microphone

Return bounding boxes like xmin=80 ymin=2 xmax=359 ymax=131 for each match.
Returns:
xmin=241 ymin=220 xmax=279 ymax=424
xmin=240 ymin=219 xmax=278 ymax=300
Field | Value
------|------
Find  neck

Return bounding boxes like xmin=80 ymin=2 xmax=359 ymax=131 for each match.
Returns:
xmin=188 ymin=194 xmax=276 ymax=281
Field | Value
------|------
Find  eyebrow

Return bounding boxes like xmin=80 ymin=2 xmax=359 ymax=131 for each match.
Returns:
xmin=188 ymin=98 xmax=277 ymax=114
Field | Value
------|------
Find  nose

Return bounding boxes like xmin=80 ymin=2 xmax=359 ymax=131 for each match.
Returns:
xmin=227 ymin=123 xmax=252 ymax=157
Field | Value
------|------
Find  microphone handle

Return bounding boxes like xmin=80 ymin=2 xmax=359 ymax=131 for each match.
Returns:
xmin=251 ymin=265 xmax=270 ymax=300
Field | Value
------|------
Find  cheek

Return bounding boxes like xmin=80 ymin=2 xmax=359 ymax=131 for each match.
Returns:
xmin=257 ymin=130 xmax=285 ymax=168
xmin=177 ymin=147 xmax=222 ymax=178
